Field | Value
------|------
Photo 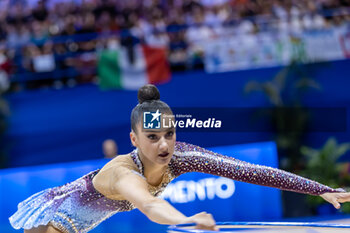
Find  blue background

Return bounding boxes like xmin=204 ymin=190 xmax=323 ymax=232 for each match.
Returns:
xmin=4 ymin=60 xmax=350 ymax=168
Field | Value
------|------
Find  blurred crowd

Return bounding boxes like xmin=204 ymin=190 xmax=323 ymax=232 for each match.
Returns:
xmin=0 ymin=0 xmax=350 ymax=90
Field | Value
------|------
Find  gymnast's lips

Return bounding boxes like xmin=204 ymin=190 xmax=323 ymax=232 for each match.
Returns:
xmin=158 ymin=152 xmax=169 ymax=158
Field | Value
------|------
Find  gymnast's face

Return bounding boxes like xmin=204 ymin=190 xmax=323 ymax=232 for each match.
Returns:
xmin=130 ymin=122 xmax=176 ymax=166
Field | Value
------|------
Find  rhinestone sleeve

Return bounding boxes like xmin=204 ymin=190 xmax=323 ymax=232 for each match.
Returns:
xmin=169 ymin=142 xmax=344 ymax=196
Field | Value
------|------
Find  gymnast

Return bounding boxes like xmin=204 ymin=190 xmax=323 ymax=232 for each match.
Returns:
xmin=9 ymin=84 xmax=350 ymax=233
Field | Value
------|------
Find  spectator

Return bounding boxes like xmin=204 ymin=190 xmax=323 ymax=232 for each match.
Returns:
xmin=0 ymin=45 xmax=11 ymax=92
xmin=32 ymin=0 xmax=48 ymax=22
xmin=0 ymin=0 xmax=348 ymax=90
xmin=32 ymin=41 xmax=55 ymax=73
xmin=145 ymin=29 xmax=170 ymax=48
xmin=102 ymin=139 xmax=118 ymax=159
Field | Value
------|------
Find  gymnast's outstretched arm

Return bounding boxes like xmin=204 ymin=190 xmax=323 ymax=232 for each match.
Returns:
xmin=170 ymin=142 xmax=348 ymax=201
xmin=93 ymin=161 xmax=218 ymax=230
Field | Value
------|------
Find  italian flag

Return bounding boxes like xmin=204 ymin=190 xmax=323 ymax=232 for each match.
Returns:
xmin=98 ymin=45 xmax=171 ymax=90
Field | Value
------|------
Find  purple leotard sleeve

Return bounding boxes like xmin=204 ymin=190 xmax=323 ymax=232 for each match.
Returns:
xmin=169 ymin=142 xmax=344 ymax=196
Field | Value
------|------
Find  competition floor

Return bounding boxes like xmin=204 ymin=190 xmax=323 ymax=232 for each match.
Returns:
xmin=167 ymin=218 xmax=350 ymax=233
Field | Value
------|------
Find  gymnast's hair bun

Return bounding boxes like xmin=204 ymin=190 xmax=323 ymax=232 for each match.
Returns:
xmin=138 ymin=84 xmax=160 ymax=104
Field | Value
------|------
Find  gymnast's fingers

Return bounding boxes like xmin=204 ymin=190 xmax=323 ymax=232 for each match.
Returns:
xmin=337 ymin=192 xmax=350 ymax=203
xmin=330 ymin=198 xmax=341 ymax=209
xmin=191 ymin=212 xmax=218 ymax=231
xmin=321 ymin=193 xmax=342 ymax=208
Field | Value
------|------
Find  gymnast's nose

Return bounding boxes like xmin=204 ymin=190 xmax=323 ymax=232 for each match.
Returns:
xmin=159 ymin=137 xmax=168 ymax=152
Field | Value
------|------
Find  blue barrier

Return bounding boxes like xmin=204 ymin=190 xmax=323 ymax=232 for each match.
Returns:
xmin=0 ymin=141 xmax=281 ymax=233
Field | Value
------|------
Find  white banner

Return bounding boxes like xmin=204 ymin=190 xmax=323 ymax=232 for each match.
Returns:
xmin=203 ymin=27 xmax=350 ymax=73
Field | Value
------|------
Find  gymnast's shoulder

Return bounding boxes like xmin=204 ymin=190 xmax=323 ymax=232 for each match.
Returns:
xmin=92 ymin=153 xmax=141 ymax=200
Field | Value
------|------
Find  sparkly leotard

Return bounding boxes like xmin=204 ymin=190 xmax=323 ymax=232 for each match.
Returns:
xmin=9 ymin=142 xmax=343 ymax=233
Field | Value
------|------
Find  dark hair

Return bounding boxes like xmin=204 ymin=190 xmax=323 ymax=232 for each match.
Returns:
xmin=131 ymin=84 xmax=172 ymax=132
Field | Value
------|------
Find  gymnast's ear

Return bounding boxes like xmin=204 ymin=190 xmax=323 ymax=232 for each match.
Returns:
xmin=130 ymin=130 xmax=138 ymax=147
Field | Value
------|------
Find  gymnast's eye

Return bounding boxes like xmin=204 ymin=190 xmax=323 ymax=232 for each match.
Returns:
xmin=166 ymin=131 xmax=174 ymax=138
xmin=147 ymin=134 xmax=158 ymax=140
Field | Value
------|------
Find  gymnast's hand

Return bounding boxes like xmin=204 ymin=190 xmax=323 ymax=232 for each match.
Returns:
xmin=320 ymin=192 xmax=350 ymax=209
xmin=183 ymin=212 xmax=219 ymax=231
